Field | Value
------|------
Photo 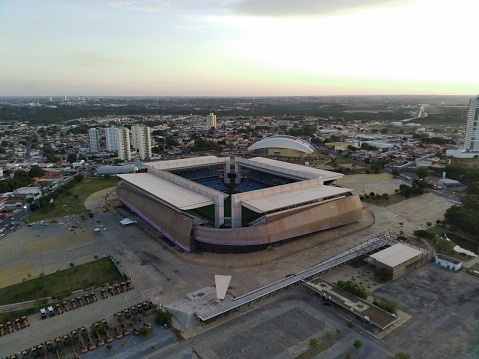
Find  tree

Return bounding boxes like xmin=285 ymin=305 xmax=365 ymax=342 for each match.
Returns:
xmin=67 ymin=153 xmax=77 ymax=164
xmin=309 ymin=338 xmax=319 ymax=347
xmin=353 ymin=339 xmax=363 ymax=350
xmin=391 ymin=168 xmax=400 ymax=176
xmin=139 ymin=326 xmax=150 ymax=336
xmin=154 ymin=309 xmax=172 ymax=326
xmin=416 ymin=166 xmax=429 ymax=180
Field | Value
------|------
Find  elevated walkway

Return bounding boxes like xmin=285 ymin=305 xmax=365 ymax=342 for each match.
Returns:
xmin=196 ymin=233 xmax=397 ymax=321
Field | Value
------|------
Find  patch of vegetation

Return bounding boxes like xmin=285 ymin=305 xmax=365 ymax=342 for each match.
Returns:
xmin=0 ymin=257 xmax=123 ymax=306
xmin=361 ymin=192 xmax=405 ymax=206
xmin=372 ymin=298 xmax=398 ymax=315
xmin=26 ymin=177 xmax=119 ymax=222
xmin=336 ymin=280 xmax=369 ymax=299
xmin=374 ymin=268 xmax=393 ymax=282
xmin=154 ymin=308 xmax=173 ymax=326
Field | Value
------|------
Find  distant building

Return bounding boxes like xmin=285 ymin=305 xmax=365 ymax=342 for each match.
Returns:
xmin=206 ymin=113 xmax=217 ymax=129
xmin=465 ymin=95 xmax=479 ymax=151
xmin=95 ymin=166 xmax=137 ymax=176
xmin=88 ymin=128 xmax=100 ymax=154
xmin=117 ymin=127 xmax=131 ymax=161
xmin=131 ymin=124 xmax=152 ymax=160
xmin=105 ymin=126 xmax=120 ymax=152
xmin=446 ymin=95 xmax=479 ymax=158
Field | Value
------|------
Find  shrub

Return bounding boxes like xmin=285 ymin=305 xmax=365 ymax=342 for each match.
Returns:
xmin=336 ymin=280 xmax=369 ymax=299
xmin=373 ymin=298 xmax=398 ymax=315
xmin=309 ymin=338 xmax=319 ymax=347
xmin=155 ymin=308 xmax=173 ymax=325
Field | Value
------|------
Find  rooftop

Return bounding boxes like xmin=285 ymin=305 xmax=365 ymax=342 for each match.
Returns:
xmin=370 ymin=243 xmax=423 ymax=267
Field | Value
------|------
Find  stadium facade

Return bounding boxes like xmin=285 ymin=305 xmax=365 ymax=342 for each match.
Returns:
xmin=115 ymin=155 xmax=362 ymax=253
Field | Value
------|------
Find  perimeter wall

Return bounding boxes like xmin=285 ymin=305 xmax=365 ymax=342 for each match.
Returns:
xmin=194 ymin=195 xmax=362 ymax=251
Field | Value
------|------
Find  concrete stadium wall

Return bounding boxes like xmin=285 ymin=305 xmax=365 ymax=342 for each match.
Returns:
xmin=115 ymin=182 xmax=194 ymax=252
xmin=194 ymin=195 xmax=363 ymax=250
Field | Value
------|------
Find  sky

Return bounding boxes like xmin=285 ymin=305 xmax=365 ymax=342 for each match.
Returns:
xmin=0 ymin=0 xmax=478 ymax=97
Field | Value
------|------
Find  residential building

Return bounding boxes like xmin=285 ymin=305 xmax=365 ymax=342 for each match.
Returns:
xmin=118 ymin=127 xmax=131 ymax=161
xmin=88 ymin=128 xmax=100 ymax=154
xmin=206 ymin=113 xmax=217 ymax=129
xmin=105 ymin=126 xmax=120 ymax=152
xmin=131 ymin=124 xmax=152 ymax=160
xmin=465 ymin=95 xmax=479 ymax=151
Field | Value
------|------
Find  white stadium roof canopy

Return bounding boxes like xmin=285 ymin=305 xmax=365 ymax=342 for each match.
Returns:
xmin=241 ymin=185 xmax=352 ymax=213
xmin=145 ymin=155 xmax=228 ymax=171
xmin=237 ymin=157 xmax=343 ymax=181
xmin=247 ymin=135 xmax=316 ymax=154
xmin=117 ymin=173 xmax=215 ymax=210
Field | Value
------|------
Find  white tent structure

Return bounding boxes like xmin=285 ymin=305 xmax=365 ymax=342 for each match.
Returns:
xmin=214 ymin=275 xmax=232 ymax=300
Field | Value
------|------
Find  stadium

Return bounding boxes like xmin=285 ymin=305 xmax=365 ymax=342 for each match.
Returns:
xmin=247 ymin=135 xmax=316 ymax=158
xmin=114 ymin=138 xmax=363 ymax=253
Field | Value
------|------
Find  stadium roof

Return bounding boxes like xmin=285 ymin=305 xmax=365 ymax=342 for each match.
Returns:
xmin=145 ymin=156 xmax=228 ymax=171
xmin=247 ymin=135 xmax=316 ymax=154
xmin=117 ymin=173 xmax=215 ymax=210
xmin=238 ymin=157 xmax=343 ymax=181
xmin=370 ymin=243 xmax=422 ymax=267
xmin=240 ymin=185 xmax=352 ymax=213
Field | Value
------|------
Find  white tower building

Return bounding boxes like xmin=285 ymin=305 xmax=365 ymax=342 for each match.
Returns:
xmin=118 ymin=126 xmax=131 ymax=161
xmin=88 ymin=128 xmax=100 ymax=154
xmin=105 ymin=126 xmax=120 ymax=152
xmin=132 ymin=124 xmax=152 ymax=160
xmin=206 ymin=113 xmax=217 ymax=128
xmin=465 ymin=95 xmax=479 ymax=152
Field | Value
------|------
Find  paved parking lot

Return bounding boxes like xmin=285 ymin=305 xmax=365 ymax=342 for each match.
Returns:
xmin=375 ymin=264 xmax=479 ymax=359
xmin=171 ymin=291 xmax=396 ymax=359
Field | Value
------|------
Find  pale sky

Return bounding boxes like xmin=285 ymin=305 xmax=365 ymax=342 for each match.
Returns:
xmin=0 ymin=0 xmax=477 ymax=96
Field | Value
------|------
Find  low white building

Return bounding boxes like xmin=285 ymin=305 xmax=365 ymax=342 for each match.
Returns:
xmin=434 ymin=254 xmax=462 ymax=272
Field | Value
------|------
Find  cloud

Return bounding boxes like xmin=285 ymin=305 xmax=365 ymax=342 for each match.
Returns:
xmin=107 ymin=0 xmax=219 ymax=13
xmin=230 ymin=0 xmax=407 ymax=17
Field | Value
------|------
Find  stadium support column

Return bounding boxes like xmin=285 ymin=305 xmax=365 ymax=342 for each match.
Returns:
xmin=214 ymin=195 xmax=225 ymax=228
xmin=231 ymin=195 xmax=242 ymax=228
xmin=224 ymin=162 xmax=230 ymax=184
xmin=235 ymin=163 xmax=241 ymax=184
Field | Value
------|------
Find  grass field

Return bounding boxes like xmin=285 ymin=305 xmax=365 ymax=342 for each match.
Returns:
xmin=0 ymin=257 xmax=123 ymax=307
xmin=189 ymin=190 xmax=263 ymax=226
xmin=25 ymin=177 xmax=120 ymax=222
xmin=427 ymin=226 xmax=478 ymax=254
xmin=361 ymin=193 xmax=412 ymax=207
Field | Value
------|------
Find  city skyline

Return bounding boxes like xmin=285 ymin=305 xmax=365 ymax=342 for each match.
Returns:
xmin=1 ymin=0 xmax=478 ymax=97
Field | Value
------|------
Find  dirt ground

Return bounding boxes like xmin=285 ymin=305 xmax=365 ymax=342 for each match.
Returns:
xmin=84 ymin=186 xmax=120 ymax=211
xmin=338 ymin=172 xmax=406 ymax=195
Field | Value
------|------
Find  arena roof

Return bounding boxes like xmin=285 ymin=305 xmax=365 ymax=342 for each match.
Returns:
xmin=240 ymin=185 xmax=352 ymax=213
xmin=247 ymin=135 xmax=315 ymax=154
xmin=117 ymin=173 xmax=215 ymax=210
xmin=145 ymin=156 xmax=228 ymax=171
xmin=238 ymin=157 xmax=343 ymax=181
xmin=370 ymin=243 xmax=422 ymax=268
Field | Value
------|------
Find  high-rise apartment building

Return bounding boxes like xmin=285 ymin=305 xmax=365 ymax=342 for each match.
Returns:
xmin=465 ymin=95 xmax=479 ymax=152
xmin=131 ymin=124 xmax=152 ymax=160
xmin=206 ymin=113 xmax=217 ymax=128
xmin=118 ymin=126 xmax=131 ymax=161
xmin=88 ymin=128 xmax=100 ymax=154
xmin=105 ymin=126 xmax=120 ymax=152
